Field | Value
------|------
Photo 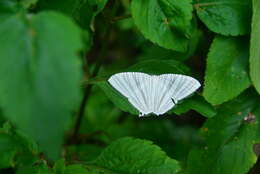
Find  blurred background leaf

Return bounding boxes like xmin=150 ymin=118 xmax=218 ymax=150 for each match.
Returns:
xmin=0 ymin=9 xmax=83 ymax=159
xmin=0 ymin=0 xmax=259 ymax=173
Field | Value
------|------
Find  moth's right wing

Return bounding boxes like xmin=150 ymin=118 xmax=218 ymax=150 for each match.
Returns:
xmin=160 ymin=74 xmax=201 ymax=101
xmin=155 ymin=74 xmax=201 ymax=114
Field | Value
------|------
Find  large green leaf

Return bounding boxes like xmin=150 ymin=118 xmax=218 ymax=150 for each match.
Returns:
xmin=187 ymin=124 xmax=258 ymax=174
xmin=250 ymin=0 xmax=260 ymax=94
xmin=186 ymin=90 xmax=259 ymax=174
xmin=0 ymin=11 xmax=83 ymax=159
xmin=89 ymin=137 xmax=181 ymax=174
xmin=203 ymin=36 xmax=251 ymax=105
xmin=96 ymin=59 xmax=192 ymax=115
xmin=195 ymin=0 xmax=252 ymax=35
xmin=131 ymin=0 xmax=193 ymax=52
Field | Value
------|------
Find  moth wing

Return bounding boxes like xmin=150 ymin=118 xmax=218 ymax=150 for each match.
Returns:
xmin=155 ymin=74 xmax=200 ymax=114
xmin=161 ymin=74 xmax=201 ymax=102
xmin=108 ymin=72 xmax=151 ymax=115
xmin=152 ymin=75 xmax=176 ymax=115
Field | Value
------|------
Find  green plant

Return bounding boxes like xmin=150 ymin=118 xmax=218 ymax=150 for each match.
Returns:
xmin=0 ymin=0 xmax=260 ymax=173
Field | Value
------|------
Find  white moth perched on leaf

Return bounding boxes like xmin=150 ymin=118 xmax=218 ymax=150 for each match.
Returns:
xmin=108 ymin=72 xmax=200 ymax=117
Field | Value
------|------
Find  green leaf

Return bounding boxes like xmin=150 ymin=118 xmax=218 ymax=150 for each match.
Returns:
xmin=16 ymin=164 xmax=52 ymax=174
xmin=79 ymin=88 xmax=121 ymax=133
xmin=97 ymin=80 xmax=139 ymax=115
xmin=0 ymin=130 xmax=17 ymax=169
xmin=131 ymin=0 xmax=193 ymax=52
xmin=90 ymin=137 xmax=181 ymax=174
xmin=0 ymin=0 xmax=19 ymax=18
xmin=172 ymin=95 xmax=217 ymax=118
xmin=250 ymin=0 xmax=260 ymax=94
xmin=0 ymin=123 xmax=37 ymax=169
xmin=65 ymin=165 xmax=89 ymax=174
xmin=128 ymin=59 xmax=191 ymax=75
xmin=66 ymin=144 xmax=104 ymax=162
xmin=0 ymin=11 xmax=83 ymax=159
xmin=53 ymin=159 xmax=66 ymax=174
xmin=187 ymin=124 xmax=258 ymax=174
xmin=96 ymin=59 xmax=191 ymax=115
xmin=195 ymin=0 xmax=252 ymax=35
xmin=186 ymin=90 xmax=259 ymax=174
xmin=203 ymin=36 xmax=251 ymax=105
xmin=253 ymin=103 xmax=260 ymax=141
xmin=21 ymin=0 xmax=38 ymax=8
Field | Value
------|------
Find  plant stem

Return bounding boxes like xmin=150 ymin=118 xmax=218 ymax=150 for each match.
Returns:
xmin=72 ymin=60 xmax=103 ymax=141
xmin=111 ymin=14 xmax=131 ymax=23
xmin=72 ymin=39 xmax=108 ymax=142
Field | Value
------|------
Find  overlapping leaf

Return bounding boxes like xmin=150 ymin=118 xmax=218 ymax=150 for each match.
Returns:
xmin=131 ymin=0 xmax=193 ymax=52
xmin=250 ymin=0 xmax=260 ymax=94
xmin=186 ymin=90 xmax=260 ymax=174
xmin=195 ymin=0 xmax=252 ymax=35
xmin=172 ymin=95 xmax=216 ymax=118
xmin=203 ymin=36 xmax=251 ymax=105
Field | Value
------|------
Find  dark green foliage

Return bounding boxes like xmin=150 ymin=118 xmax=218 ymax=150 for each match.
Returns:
xmin=0 ymin=0 xmax=259 ymax=174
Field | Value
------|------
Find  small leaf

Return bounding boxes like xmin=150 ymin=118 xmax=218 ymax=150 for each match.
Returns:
xmin=0 ymin=11 xmax=83 ymax=159
xmin=172 ymin=95 xmax=217 ymax=118
xmin=195 ymin=0 xmax=252 ymax=35
xmin=250 ymin=0 xmax=260 ymax=94
xmin=91 ymin=137 xmax=181 ymax=174
xmin=0 ymin=123 xmax=38 ymax=169
xmin=203 ymin=36 xmax=251 ymax=105
xmin=131 ymin=0 xmax=193 ymax=51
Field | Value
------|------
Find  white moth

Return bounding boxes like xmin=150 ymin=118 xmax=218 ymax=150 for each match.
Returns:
xmin=108 ymin=72 xmax=201 ymax=117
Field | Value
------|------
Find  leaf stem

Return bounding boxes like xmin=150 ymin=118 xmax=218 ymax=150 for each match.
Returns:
xmin=111 ymin=14 xmax=131 ymax=23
